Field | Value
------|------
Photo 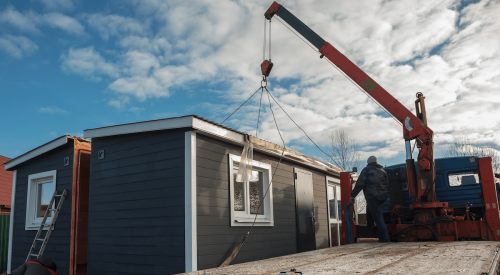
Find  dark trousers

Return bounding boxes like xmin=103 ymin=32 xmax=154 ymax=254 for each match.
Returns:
xmin=366 ymin=199 xmax=390 ymax=242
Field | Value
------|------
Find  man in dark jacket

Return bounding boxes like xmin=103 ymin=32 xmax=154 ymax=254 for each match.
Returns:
xmin=349 ymin=156 xmax=390 ymax=242
xmin=11 ymin=257 xmax=57 ymax=275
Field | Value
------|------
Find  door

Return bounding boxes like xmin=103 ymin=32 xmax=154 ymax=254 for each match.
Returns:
xmin=294 ymin=168 xmax=316 ymax=252
xmin=327 ymin=177 xmax=342 ymax=247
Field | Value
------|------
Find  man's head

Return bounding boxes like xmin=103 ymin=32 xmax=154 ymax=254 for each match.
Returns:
xmin=367 ymin=156 xmax=378 ymax=165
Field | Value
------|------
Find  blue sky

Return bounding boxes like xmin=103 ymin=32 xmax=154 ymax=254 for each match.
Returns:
xmin=1 ymin=0 xmax=499 ymax=169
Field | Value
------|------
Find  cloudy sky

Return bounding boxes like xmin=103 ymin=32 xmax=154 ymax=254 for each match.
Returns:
xmin=0 ymin=0 xmax=499 ymax=168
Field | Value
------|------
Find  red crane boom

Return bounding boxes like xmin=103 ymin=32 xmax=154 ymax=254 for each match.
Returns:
xmin=264 ymin=2 xmax=437 ymax=206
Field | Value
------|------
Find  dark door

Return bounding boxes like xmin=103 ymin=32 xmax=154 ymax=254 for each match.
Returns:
xmin=72 ymin=151 xmax=90 ymax=275
xmin=294 ymin=168 xmax=316 ymax=252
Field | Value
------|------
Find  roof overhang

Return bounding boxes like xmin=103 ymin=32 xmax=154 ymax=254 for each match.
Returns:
xmin=83 ymin=115 xmax=342 ymax=176
xmin=4 ymin=136 xmax=82 ymax=171
xmin=84 ymin=116 xmax=244 ymax=143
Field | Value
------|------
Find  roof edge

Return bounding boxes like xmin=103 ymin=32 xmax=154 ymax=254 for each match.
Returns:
xmin=4 ymin=136 xmax=87 ymax=171
xmin=82 ymin=115 xmax=342 ymax=176
xmin=83 ymin=116 xmax=194 ymax=139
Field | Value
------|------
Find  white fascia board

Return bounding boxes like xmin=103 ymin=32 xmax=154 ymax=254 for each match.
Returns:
xmin=185 ymin=131 xmax=197 ymax=272
xmin=4 ymin=136 xmax=68 ymax=170
xmin=192 ymin=117 xmax=244 ymax=143
xmin=83 ymin=116 xmax=193 ymax=139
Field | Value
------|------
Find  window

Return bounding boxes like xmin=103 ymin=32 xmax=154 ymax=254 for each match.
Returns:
xmin=448 ymin=171 xmax=479 ymax=187
xmin=229 ymin=154 xmax=273 ymax=226
xmin=327 ymin=177 xmax=342 ymax=247
xmin=26 ymin=170 xmax=57 ymax=230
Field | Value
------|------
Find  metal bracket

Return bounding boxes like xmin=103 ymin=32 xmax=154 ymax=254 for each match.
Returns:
xmin=98 ymin=150 xmax=105 ymax=160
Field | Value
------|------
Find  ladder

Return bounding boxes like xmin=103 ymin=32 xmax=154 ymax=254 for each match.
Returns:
xmin=26 ymin=189 xmax=68 ymax=262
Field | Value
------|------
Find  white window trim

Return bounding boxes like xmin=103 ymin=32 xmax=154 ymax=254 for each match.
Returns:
xmin=326 ymin=176 xmax=341 ymax=247
xmin=26 ymin=170 xmax=57 ymax=230
xmin=229 ymin=154 xmax=274 ymax=227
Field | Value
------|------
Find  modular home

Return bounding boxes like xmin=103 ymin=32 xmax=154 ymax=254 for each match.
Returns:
xmin=82 ymin=115 xmax=343 ymax=274
xmin=4 ymin=136 xmax=91 ymax=275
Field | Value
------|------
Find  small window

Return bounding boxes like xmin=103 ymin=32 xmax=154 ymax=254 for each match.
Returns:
xmin=448 ymin=171 xmax=479 ymax=187
xmin=229 ymin=154 xmax=273 ymax=226
xmin=26 ymin=170 xmax=57 ymax=230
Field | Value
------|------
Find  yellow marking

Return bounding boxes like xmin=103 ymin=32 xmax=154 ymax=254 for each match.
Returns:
xmin=494 ymin=203 xmax=497 ymax=208
xmin=487 ymin=203 xmax=491 ymax=209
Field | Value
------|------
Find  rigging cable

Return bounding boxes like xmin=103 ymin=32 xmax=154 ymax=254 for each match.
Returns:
xmin=256 ymin=88 xmax=264 ymax=137
xmin=220 ymin=87 xmax=286 ymax=268
xmin=220 ymin=87 xmax=263 ymax=125
xmin=263 ymin=18 xmax=266 ymax=61
xmin=265 ymin=87 xmax=332 ymax=158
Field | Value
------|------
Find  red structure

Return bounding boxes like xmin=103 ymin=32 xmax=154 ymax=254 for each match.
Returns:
xmin=264 ymin=1 xmax=500 ymax=243
xmin=0 ymin=155 xmax=12 ymax=214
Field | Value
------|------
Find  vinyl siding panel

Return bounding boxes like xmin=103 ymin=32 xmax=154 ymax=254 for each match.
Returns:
xmin=11 ymin=143 xmax=74 ymax=275
xmin=196 ymin=134 xmax=298 ymax=270
xmin=195 ymin=134 xmax=337 ymax=270
xmin=87 ymin=129 xmax=187 ymax=275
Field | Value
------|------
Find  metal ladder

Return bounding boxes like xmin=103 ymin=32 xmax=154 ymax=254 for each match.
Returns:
xmin=26 ymin=189 xmax=67 ymax=262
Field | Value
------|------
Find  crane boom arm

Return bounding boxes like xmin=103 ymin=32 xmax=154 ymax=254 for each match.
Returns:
xmin=265 ymin=2 xmax=436 ymax=203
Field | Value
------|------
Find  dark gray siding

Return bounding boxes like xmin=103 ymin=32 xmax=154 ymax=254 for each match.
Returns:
xmin=11 ymin=143 xmax=74 ymax=275
xmin=312 ymin=172 xmax=329 ymax=249
xmin=87 ymin=129 xmax=186 ymax=275
xmin=196 ymin=134 xmax=332 ymax=270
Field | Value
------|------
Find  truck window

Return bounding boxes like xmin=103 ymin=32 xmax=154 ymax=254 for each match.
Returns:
xmin=448 ymin=171 xmax=479 ymax=187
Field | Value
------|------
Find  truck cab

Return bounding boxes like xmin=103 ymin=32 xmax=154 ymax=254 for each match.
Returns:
xmin=383 ymin=156 xmax=495 ymax=222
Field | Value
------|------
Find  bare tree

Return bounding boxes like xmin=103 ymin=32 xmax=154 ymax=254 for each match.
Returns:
xmin=325 ymin=128 xmax=364 ymax=171
xmin=442 ymin=135 xmax=500 ymax=180
xmin=324 ymin=128 xmax=367 ymax=214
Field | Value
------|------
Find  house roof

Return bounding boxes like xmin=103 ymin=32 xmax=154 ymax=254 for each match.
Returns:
xmin=0 ymin=155 xmax=12 ymax=206
xmin=84 ymin=115 xmax=343 ymax=176
xmin=4 ymin=136 xmax=90 ymax=171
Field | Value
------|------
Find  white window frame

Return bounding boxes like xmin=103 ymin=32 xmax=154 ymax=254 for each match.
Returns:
xmin=228 ymin=154 xmax=274 ymax=226
xmin=26 ymin=170 xmax=57 ymax=230
xmin=326 ymin=176 xmax=342 ymax=247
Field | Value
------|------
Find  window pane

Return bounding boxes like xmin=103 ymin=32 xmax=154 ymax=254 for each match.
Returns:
xmin=233 ymin=168 xmax=245 ymax=211
xmin=336 ymin=186 xmax=341 ymax=220
xmin=37 ymin=181 xmax=53 ymax=218
xmin=250 ymin=171 xmax=264 ymax=215
xmin=328 ymin=186 xmax=335 ymax=219
xmin=449 ymin=172 xmax=479 ymax=187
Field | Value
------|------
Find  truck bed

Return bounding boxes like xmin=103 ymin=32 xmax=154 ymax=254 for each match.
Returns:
xmin=182 ymin=242 xmax=500 ymax=275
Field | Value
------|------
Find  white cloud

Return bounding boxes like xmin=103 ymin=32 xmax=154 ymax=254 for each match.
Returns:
xmin=129 ymin=107 xmax=145 ymax=114
xmin=0 ymin=6 xmax=41 ymax=34
xmin=0 ymin=5 xmax=84 ymax=36
xmin=37 ymin=0 xmax=75 ymax=11
xmin=86 ymin=14 xmax=148 ymax=40
xmin=60 ymin=46 xmax=119 ymax=81
xmin=108 ymin=96 xmax=130 ymax=109
xmin=61 ymin=0 xmax=500 ymax=162
xmin=42 ymin=13 xmax=85 ymax=35
xmin=0 ymin=35 xmax=38 ymax=59
xmin=38 ymin=106 xmax=67 ymax=114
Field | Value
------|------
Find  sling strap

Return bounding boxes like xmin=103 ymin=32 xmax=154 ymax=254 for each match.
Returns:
xmin=26 ymin=261 xmax=57 ymax=275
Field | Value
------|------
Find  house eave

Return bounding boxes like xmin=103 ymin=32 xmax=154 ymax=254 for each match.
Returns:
xmin=83 ymin=115 xmax=342 ymax=176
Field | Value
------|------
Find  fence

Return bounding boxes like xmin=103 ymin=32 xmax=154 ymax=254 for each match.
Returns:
xmin=0 ymin=215 xmax=9 ymax=273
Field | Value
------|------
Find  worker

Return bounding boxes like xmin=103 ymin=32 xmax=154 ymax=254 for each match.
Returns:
xmin=11 ymin=258 xmax=57 ymax=275
xmin=349 ymin=156 xmax=390 ymax=242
